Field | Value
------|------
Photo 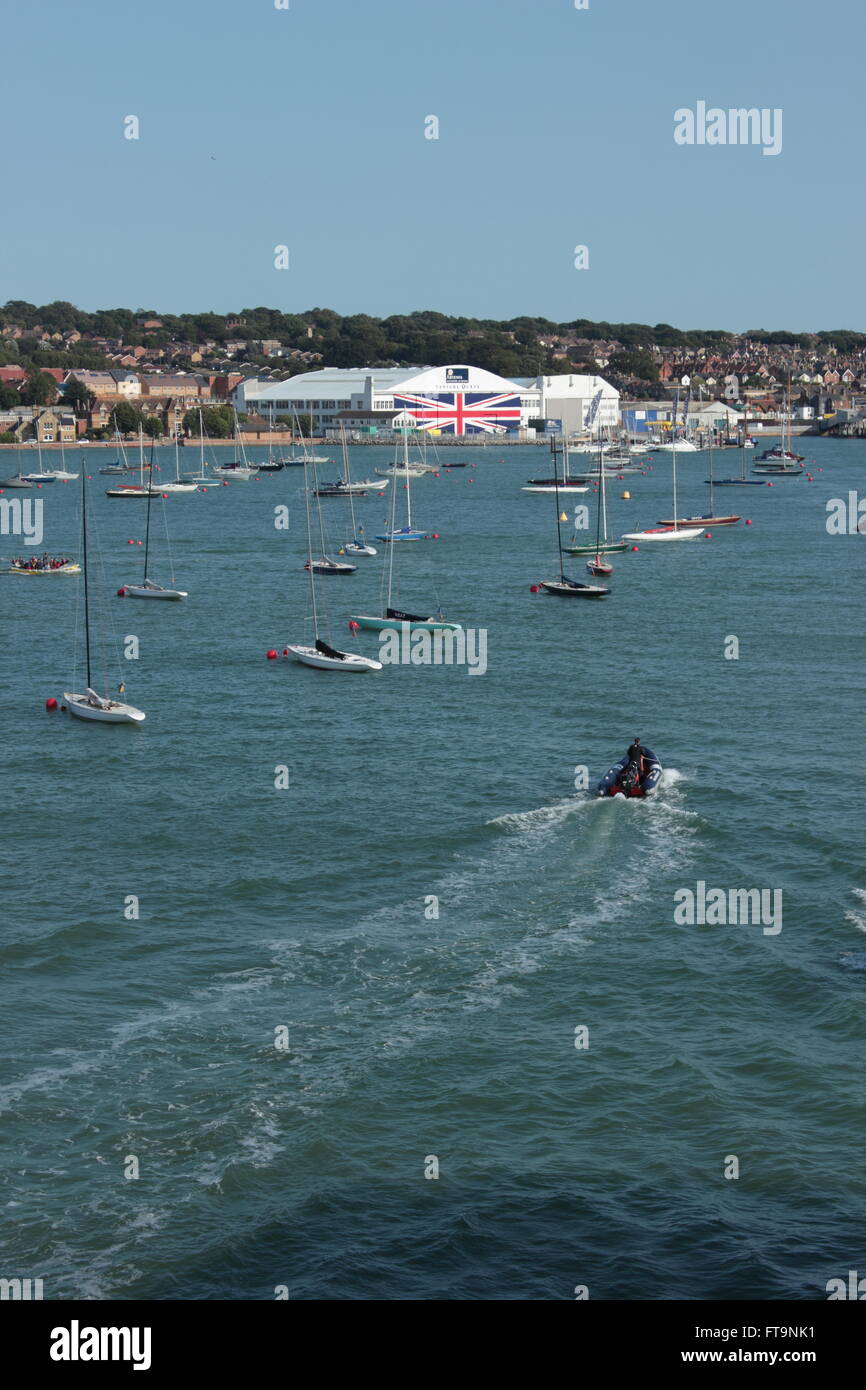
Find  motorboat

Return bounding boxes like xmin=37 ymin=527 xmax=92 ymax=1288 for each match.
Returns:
xmin=596 ymin=747 xmax=663 ymax=798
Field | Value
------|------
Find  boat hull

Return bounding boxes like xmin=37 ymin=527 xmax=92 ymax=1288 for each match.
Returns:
xmin=123 ymin=585 xmax=187 ymax=600
xmin=621 ymin=527 xmax=704 ymax=541
xmin=539 ymin=579 xmax=609 ymax=597
xmin=63 ymin=693 xmax=146 ymax=724
xmin=351 ymin=614 xmax=462 ymax=632
xmin=656 ymin=515 xmax=740 ymax=526
xmin=563 ymin=540 xmax=628 ymax=555
xmin=7 ymin=563 xmax=80 ymax=575
xmin=284 ymin=645 xmax=382 ymax=671
xmin=596 ymin=749 xmax=663 ymax=798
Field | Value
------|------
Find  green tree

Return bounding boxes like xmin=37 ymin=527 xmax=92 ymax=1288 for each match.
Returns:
xmin=0 ymin=381 xmax=21 ymax=408
xmin=63 ymin=374 xmax=96 ymax=416
xmin=112 ymin=400 xmax=144 ymax=433
xmin=20 ymin=368 xmax=58 ymax=405
xmin=142 ymin=415 xmax=164 ymax=438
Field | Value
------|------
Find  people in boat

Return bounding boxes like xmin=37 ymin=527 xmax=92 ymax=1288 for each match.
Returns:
xmin=624 ymin=737 xmax=647 ymax=786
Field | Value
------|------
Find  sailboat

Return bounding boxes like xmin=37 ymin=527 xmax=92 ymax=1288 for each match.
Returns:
xmin=159 ymin=435 xmax=200 ymax=493
xmin=563 ymin=436 xmax=628 ymax=556
xmin=182 ymin=410 xmax=222 ymax=486
xmin=211 ymin=411 xmax=258 ymax=479
xmin=375 ymin=430 xmax=428 ymax=540
xmin=303 ymin=457 xmax=357 ymax=574
xmin=284 ymin=464 xmax=381 ymax=671
xmin=120 ymin=442 xmax=188 ymax=599
xmin=105 ymin=428 xmax=159 ymax=497
xmin=713 ymin=430 xmax=767 ymax=486
xmin=100 ymin=419 xmax=134 ymax=475
xmin=351 ymin=446 xmax=460 ymax=632
xmin=338 ymin=427 xmax=377 ymax=555
xmin=60 ymin=467 xmax=146 ymax=723
xmin=523 ymin=437 xmax=589 ymax=493
xmin=657 ymin=431 xmax=740 ymax=526
xmin=622 ymin=440 xmax=704 ymax=543
xmin=257 ymin=417 xmax=285 ymax=472
xmin=1 ymin=448 xmax=35 ymax=487
xmin=20 ymin=438 xmax=57 ymax=483
xmin=41 ymin=438 xmax=79 ymax=481
xmin=539 ymin=440 xmax=609 ymax=597
xmin=753 ymin=384 xmax=804 ymax=470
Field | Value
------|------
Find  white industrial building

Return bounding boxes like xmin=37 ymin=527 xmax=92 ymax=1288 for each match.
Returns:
xmin=234 ymin=364 xmax=619 ymax=438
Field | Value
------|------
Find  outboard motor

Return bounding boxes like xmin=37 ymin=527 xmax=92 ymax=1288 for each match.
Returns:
xmin=619 ymin=761 xmax=640 ymax=795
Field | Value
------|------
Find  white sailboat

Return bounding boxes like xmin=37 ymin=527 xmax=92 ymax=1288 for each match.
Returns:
xmin=284 ymin=460 xmax=381 ymax=671
xmin=159 ymin=435 xmax=200 ymax=493
xmin=375 ymin=430 xmax=428 ymax=541
xmin=105 ymin=428 xmax=158 ymax=497
xmin=20 ymin=438 xmax=57 ymax=483
xmin=338 ymin=426 xmax=377 ymax=555
xmin=211 ymin=411 xmax=258 ymax=479
xmin=121 ymin=440 xmax=188 ymax=599
xmin=622 ymin=442 xmax=704 ymax=542
xmin=182 ymin=410 xmax=222 ymax=486
xmin=61 ymin=469 xmax=146 ymax=723
xmin=42 ymin=438 xmax=79 ymax=481
xmin=351 ymin=440 xmax=459 ymax=633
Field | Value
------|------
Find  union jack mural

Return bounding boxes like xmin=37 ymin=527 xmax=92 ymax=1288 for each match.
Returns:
xmin=392 ymin=390 xmax=522 ymax=435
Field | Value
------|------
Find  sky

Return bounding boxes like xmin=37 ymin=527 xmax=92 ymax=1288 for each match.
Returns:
xmin=2 ymin=0 xmax=864 ymax=331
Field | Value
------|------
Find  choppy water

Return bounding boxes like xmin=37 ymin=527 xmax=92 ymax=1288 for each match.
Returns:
xmin=1 ymin=438 xmax=865 ymax=1300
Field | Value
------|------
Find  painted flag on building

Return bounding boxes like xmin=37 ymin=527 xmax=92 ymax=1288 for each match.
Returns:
xmin=392 ymin=390 xmax=522 ymax=435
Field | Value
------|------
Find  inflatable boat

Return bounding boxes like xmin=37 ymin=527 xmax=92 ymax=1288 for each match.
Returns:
xmin=596 ymin=747 xmax=663 ymax=798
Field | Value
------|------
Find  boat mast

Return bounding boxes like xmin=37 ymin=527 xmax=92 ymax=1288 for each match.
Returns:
xmin=301 ymin=458 xmax=319 ymax=638
xmin=143 ymin=438 xmax=155 ymax=582
xmin=384 ymin=432 xmax=400 ymax=607
xmin=404 ymin=428 xmax=412 ymax=530
xmin=552 ymin=436 xmax=566 ymax=577
xmin=341 ymin=424 xmax=359 ymax=538
xmin=199 ymin=408 xmax=205 ymax=476
xmin=81 ymin=464 xmax=92 ymax=689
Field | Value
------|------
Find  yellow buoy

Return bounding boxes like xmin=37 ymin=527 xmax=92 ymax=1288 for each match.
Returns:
xmin=622 ymin=491 xmax=631 ymax=500
xmin=559 ymin=511 xmax=568 ymax=522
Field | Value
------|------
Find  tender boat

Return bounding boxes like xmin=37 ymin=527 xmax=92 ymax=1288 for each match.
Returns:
xmin=596 ymin=747 xmax=663 ymax=798
xmin=7 ymin=560 xmax=80 ymax=575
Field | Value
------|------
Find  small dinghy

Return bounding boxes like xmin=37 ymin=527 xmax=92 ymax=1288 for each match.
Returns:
xmin=585 ymin=556 xmax=614 ymax=577
xmin=596 ymin=747 xmax=663 ymax=798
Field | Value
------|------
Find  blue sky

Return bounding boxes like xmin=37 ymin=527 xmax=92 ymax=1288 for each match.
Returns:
xmin=2 ymin=0 xmax=864 ymax=330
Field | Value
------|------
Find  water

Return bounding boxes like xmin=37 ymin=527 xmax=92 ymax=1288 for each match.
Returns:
xmin=1 ymin=439 xmax=865 ymax=1300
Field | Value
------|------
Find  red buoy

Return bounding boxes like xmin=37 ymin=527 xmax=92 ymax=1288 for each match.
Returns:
xmin=432 ymin=532 xmax=439 ymax=539
xmin=282 ymin=648 xmax=289 ymax=657
xmin=348 ymin=620 xmax=359 ymax=632
xmin=222 ymin=480 xmax=229 ymax=486
xmin=162 ymin=492 xmax=169 ymax=499
xmin=529 ymin=584 xmax=539 ymax=593
xmin=705 ymin=532 xmax=712 ymax=538
xmin=266 ymin=649 xmax=278 ymax=660
xmin=45 ymin=697 xmax=58 ymax=711
xmin=631 ymin=545 xmax=639 ymax=551
xmin=745 ymin=519 xmax=752 ymax=525
xmin=117 ymin=587 xmax=127 ymax=597
xmin=127 ymin=538 xmax=135 ymax=544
